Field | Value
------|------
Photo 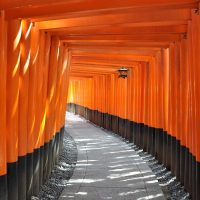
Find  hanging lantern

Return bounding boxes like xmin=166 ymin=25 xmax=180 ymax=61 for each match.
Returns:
xmin=118 ymin=67 xmax=129 ymax=78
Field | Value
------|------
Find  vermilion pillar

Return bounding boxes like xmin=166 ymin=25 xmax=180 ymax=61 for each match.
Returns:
xmin=36 ymin=31 xmax=46 ymax=188
xmin=63 ymin=47 xmax=70 ymax=122
xmin=45 ymin=36 xmax=60 ymax=177
xmin=6 ymin=19 xmax=21 ymax=200
xmin=55 ymin=43 xmax=64 ymax=133
xmin=18 ymin=19 xmax=31 ymax=200
xmin=27 ymin=22 xmax=40 ymax=199
xmin=42 ymin=32 xmax=51 ymax=183
xmin=0 ymin=10 xmax=7 ymax=200
xmin=58 ymin=45 xmax=67 ymax=130
xmin=45 ymin=36 xmax=60 ymax=139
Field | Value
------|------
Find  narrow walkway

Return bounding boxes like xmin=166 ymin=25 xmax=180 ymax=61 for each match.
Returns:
xmin=59 ymin=113 xmax=165 ymax=200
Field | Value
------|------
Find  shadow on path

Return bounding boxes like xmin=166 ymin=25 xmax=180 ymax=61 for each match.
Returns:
xmin=59 ymin=113 xmax=164 ymax=200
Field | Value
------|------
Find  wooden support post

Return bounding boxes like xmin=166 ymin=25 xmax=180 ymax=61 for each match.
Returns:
xmin=45 ymin=36 xmax=60 ymax=177
xmin=18 ymin=19 xmax=31 ymax=200
xmin=0 ymin=10 xmax=8 ymax=200
xmin=6 ymin=18 xmax=22 ymax=200
xmin=27 ymin=22 xmax=40 ymax=199
xmin=42 ymin=32 xmax=51 ymax=183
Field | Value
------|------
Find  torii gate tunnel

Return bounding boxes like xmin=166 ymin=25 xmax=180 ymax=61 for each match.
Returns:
xmin=0 ymin=0 xmax=200 ymax=200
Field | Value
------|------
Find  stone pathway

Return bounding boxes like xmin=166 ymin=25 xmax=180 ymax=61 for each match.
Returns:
xmin=59 ymin=113 xmax=165 ymax=200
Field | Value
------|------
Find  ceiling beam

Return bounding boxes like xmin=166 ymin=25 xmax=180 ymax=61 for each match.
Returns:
xmin=50 ymin=24 xmax=187 ymax=35
xmin=36 ymin=8 xmax=190 ymax=30
xmin=71 ymin=59 xmax=149 ymax=67
xmin=3 ymin=0 xmax=197 ymax=19
xmin=66 ymin=41 xmax=169 ymax=48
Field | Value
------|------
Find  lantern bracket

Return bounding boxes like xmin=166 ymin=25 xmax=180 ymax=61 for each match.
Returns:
xmin=118 ymin=67 xmax=129 ymax=79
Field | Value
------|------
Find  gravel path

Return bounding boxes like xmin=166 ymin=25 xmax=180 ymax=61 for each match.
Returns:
xmin=32 ymin=131 xmax=77 ymax=200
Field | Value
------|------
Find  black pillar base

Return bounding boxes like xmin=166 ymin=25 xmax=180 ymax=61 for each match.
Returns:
xmin=39 ymin=145 xmax=44 ymax=187
xmin=26 ymin=153 xmax=33 ymax=200
xmin=196 ymin=162 xmax=200 ymax=200
xmin=192 ymin=155 xmax=196 ymax=200
xmin=32 ymin=148 xmax=40 ymax=196
xmin=43 ymin=142 xmax=49 ymax=182
xmin=7 ymin=162 xmax=18 ymax=200
xmin=180 ymin=145 xmax=186 ymax=186
xmin=47 ymin=140 xmax=53 ymax=178
xmin=175 ymin=140 xmax=181 ymax=181
xmin=18 ymin=156 xmax=26 ymax=200
xmin=154 ymin=128 xmax=163 ymax=164
xmin=0 ymin=175 xmax=8 ymax=200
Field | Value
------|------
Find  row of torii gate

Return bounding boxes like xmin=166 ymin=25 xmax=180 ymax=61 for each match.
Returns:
xmin=0 ymin=1 xmax=200 ymax=200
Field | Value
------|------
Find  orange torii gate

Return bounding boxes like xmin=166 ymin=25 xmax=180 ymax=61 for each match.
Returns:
xmin=0 ymin=1 xmax=200 ymax=200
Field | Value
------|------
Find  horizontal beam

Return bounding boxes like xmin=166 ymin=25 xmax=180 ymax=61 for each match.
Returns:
xmin=72 ymin=52 xmax=155 ymax=59
xmin=66 ymin=41 xmax=170 ymax=48
xmin=3 ymin=0 xmax=197 ymax=19
xmin=70 ymin=71 xmax=114 ymax=76
xmin=71 ymin=63 xmax=134 ymax=69
xmin=70 ymin=67 xmax=117 ymax=73
xmin=37 ymin=8 xmax=190 ymax=30
xmin=50 ymin=24 xmax=187 ymax=35
xmin=61 ymin=34 xmax=181 ymax=41
xmin=71 ymin=59 xmax=148 ymax=67
xmin=69 ymin=46 xmax=161 ymax=53
xmin=71 ymin=48 xmax=159 ymax=56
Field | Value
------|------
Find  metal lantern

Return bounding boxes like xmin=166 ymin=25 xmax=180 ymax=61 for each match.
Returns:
xmin=118 ymin=67 xmax=129 ymax=78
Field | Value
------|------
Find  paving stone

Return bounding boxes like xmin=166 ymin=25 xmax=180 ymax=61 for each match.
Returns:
xmin=59 ymin=113 xmax=164 ymax=200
